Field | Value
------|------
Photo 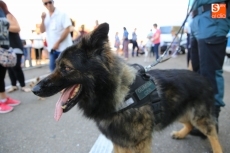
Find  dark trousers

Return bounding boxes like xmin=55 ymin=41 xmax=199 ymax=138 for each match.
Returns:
xmin=35 ymin=48 xmax=43 ymax=60
xmin=0 ymin=64 xmax=7 ymax=92
xmin=8 ymin=54 xmax=26 ymax=87
xmin=132 ymin=40 xmax=139 ymax=56
xmin=191 ymin=36 xmax=227 ymax=107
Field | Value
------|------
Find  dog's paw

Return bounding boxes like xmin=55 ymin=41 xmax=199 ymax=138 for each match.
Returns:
xmin=171 ymin=131 xmax=183 ymax=139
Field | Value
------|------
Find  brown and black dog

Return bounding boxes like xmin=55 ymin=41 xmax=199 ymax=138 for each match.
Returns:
xmin=32 ymin=23 xmax=222 ymax=153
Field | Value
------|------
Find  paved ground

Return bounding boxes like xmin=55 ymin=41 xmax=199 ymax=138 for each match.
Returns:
xmin=1 ymin=54 xmax=230 ymax=153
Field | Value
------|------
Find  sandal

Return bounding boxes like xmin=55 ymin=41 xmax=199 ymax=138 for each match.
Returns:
xmin=21 ymin=87 xmax=31 ymax=92
xmin=7 ymin=86 xmax=18 ymax=93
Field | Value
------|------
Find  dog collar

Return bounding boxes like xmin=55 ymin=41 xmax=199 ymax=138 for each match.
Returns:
xmin=117 ymin=64 xmax=163 ymax=124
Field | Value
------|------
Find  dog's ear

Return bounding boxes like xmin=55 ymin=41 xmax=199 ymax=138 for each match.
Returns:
xmin=90 ymin=23 xmax=109 ymax=46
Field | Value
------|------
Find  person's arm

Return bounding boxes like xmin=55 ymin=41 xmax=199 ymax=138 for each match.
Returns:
xmin=6 ymin=14 xmax=20 ymax=33
xmin=40 ymin=12 xmax=46 ymax=33
xmin=57 ymin=26 xmax=71 ymax=44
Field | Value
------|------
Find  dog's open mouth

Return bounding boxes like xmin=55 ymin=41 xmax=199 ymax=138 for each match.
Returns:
xmin=54 ymin=84 xmax=82 ymax=121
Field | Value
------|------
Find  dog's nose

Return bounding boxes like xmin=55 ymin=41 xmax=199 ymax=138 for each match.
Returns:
xmin=32 ymin=85 xmax=41 ymax=95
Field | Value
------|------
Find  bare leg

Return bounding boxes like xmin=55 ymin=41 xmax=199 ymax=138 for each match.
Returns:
xmin=0 ymin=92 xmax=7 ymax=99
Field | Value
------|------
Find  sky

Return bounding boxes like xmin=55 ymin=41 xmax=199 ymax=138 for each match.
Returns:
xmin=5 ymin=0 xmax=192 ymax=41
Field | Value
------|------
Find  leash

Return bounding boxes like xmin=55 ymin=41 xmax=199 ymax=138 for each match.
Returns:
xmin=145 ymin=0 xmax=197 ymax=72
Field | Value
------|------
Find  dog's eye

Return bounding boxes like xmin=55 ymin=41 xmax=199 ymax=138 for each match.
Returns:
xmin=65 ymin=67 xmax=70 ymax=71
xmin=65 ymin=67 xmax=73 ymax=72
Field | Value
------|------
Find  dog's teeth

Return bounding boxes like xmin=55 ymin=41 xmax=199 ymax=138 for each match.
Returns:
xmin=74 ymin=86 xmax=80 ymax=92
xmin=61 ymin=105 xmax=67 ymax=109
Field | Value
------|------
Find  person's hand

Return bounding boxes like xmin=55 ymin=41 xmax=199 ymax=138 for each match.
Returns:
xmin=52 ymin=42 xmax=60 ymax=50
xmin=41 ymin=12 xmax=46 ymax=20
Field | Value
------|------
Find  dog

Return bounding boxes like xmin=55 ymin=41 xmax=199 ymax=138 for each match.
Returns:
xmin=29 ymin=77 xmax=45 ymax=100
xmin=32 ymin=23 xmax=222 ymax=153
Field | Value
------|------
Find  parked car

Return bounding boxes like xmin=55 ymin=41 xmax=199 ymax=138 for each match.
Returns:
xmin=159 ymin=26 xmax=187 ymax=55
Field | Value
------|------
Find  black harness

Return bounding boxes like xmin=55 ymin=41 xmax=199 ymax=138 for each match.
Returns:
xmin=117 ymin=64 xmax=163 ymax=124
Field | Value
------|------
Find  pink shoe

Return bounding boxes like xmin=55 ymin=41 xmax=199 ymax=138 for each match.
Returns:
xmin=5 ymin=97 xmax=21 ymax=106
xmin=0 ymin=103 xmax=14 ymax=113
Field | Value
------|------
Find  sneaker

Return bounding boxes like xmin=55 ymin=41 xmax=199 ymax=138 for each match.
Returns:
xmin=0 ymin=103 xmax=14 ymax=113
xmin=7 ymin=86 xmax=18 ymax=93
xmin=21 ymin=87 xmax=31 ymax=92
xmin=5 ymin=97 xmax=21 ymax=106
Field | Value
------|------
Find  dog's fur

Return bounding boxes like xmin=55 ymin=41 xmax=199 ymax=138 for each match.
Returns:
xmin=32 ymin=23 xmax=222 ymax=153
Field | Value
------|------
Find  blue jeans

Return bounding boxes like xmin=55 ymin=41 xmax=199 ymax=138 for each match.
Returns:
xmin=154 ymin=43 xmax=160 ymax=60
xmin=49 ymin=50 xmax=61 ymax=72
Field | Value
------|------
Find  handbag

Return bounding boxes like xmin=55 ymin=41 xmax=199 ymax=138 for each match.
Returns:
xmin=0 ymin=48 xmax=17 ymax=67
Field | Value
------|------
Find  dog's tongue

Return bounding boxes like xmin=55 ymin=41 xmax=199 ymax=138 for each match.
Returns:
xmin=54 ymin=86 xmax=76 ymax=121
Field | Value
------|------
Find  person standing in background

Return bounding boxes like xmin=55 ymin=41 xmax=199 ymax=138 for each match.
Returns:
xmin=32 ymin=25 xmax=44 ymax=65
xmin=40 ymin=0 xmax=72 ymax=72
xmin=152 ymin=23 xmax=161 ymax=61
xmin=0 ymin=4 xmax=20 ymax=113
xmin=189 ymin=0 xmax=230 ymax=138
xmin=131 ymin=28 xmax=139 ymax=57
xmin=114 ymin=32 xmax=121 ymax=56
xmin=123 ymin=27 xmax=129 ymax=60
xmin=94 ymin=20 xmax=99 ymax=29
xmin=0 ymin=1 xmax=31 ymax=93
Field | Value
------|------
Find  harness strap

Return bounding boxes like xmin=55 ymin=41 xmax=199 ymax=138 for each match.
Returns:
xmin=116 ymin=64 xmax=163 ymax=124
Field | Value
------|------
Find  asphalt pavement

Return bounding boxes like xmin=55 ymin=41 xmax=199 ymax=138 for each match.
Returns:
xmin=1 ymin=53 xmax=230 ymax=153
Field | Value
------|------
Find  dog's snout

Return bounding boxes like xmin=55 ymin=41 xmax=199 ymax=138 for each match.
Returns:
xmin=32 ymin=85 xmax=41 ymax=95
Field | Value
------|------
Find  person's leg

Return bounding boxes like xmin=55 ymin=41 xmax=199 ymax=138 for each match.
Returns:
xmin=190 ymin=36 xmax=227 ymax=138
xmin=50 ymin=51 xmax=61 ymax=71
xmin=124 ymin=40 xmax=129 ymax=59
xmin=40 ymin=48 xmax=43 ymax=60
xmin=154 ymin=43 xmax=159 ymax=60
xmin=0 ymin=65 xmax=7 ymax=94
xmin=135 ymin=41 xmax=139 ymax=56
xmin=198 ymin=36 xmax=227 ymax=108
xmin=34 ymin=48 xmax=39 ymax=65
xmin=190 ymin=38 xmax=200 ymax=73
xmin=49 ymin=52 xmax=56 ymax=72
xmin=38 ymin=48 xmax=43 ymax=65
xmin=0 ymin=65 xmax=18 ymax=113
xmin=189 ymin=37 xmax=207 ymax=138
xmin=132 ymin=41 xmax=135 ymax=57
xmin=187 ymin=48 xmax=193 ymax=70
xmin=24 ymin=47 xmax=28 ymax=60
xmin=8 ymin=66 xmax=17 ymax=87
xmin=10 ymin=54 xmax=28 ymax=89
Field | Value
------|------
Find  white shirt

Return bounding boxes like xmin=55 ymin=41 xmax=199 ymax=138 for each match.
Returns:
xmin=32 ymin=32 xmax=44 ymax=49
xmin=44 ymin=8 xmax=72 ymax=52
